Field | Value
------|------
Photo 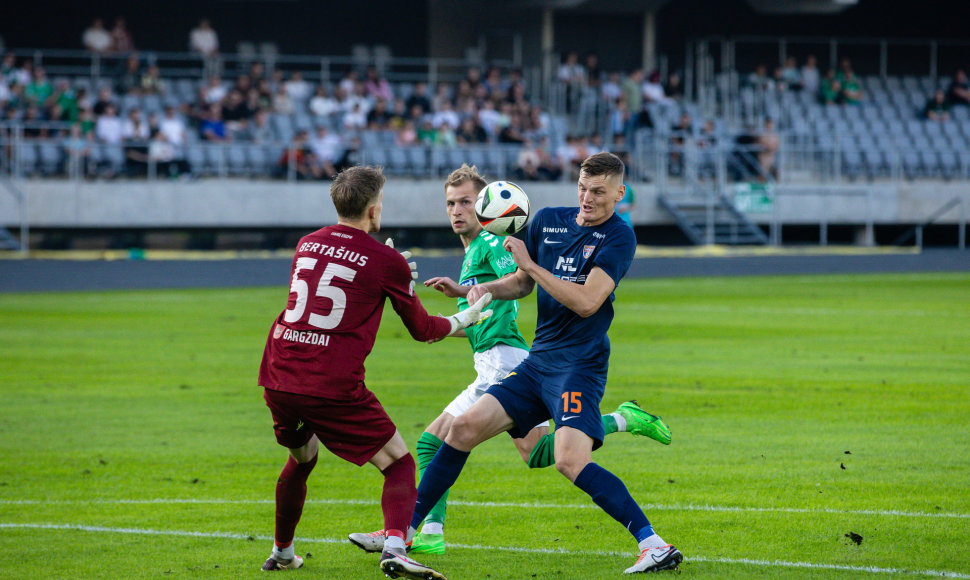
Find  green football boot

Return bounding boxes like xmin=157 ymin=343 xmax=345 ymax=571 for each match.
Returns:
xmin=408 ymin=531 xmax=446 ymax=555
xmin=615 ymin=400 xmax=671 ymax=445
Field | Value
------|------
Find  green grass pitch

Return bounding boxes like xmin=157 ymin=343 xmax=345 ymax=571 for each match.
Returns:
xmin=1 ymin=272 xmax=968 ymax=579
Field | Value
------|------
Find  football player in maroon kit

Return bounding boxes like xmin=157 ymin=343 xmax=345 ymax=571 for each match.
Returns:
xmin=258 ymin=165 xmax=491 ymax=579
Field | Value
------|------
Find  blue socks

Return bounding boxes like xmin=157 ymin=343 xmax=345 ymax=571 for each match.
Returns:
xmin=409 ymin=443 xmax=470 ymax=530
xmin=573 ymin=462 xmax=653 ymax=542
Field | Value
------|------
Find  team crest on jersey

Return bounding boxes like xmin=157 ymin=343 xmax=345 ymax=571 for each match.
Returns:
xmin=273 ymin=324 xmax=285 ymax=339
xmin=583 ymin=245 xmax=596 ymax=259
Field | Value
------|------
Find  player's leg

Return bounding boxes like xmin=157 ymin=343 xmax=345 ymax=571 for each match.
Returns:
xmin=555 ymin=426 xmax=682 ymax=573
xmin=408 ymin=394 xmax=515 ymax=537
xmin=262 ymin=389 xmax=317 ymax=571
xmin=526 ymin=403 xmax=671 ymax=469
xmin=370 ymin=431 xmax=447 ymax=580
xmin=408 ymin=412 xmax=454 ymax=554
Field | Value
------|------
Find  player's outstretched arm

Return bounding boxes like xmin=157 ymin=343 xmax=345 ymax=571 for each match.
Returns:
xmin=467 ymin=268 xmax=534 ymax=304
xmin=424 ymin=276 xmax=466 ymax=298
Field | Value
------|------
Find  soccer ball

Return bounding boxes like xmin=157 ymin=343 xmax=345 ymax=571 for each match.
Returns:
xmin=475 ymin=181 xmax=530 ymax=236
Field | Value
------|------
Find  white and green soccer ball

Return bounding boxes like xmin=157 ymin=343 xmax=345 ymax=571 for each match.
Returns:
xmin=474 ymin=180 xmax=530 ymax=236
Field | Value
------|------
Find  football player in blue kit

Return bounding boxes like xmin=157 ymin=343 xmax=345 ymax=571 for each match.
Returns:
xmin=405 ymin=152 xmax=682 ymax=575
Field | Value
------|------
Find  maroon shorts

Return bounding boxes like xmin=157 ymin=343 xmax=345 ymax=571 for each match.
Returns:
xmin=263 ymin=384 xmax=397 ymax=466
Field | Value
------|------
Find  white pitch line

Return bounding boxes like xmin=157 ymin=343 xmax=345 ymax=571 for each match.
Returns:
xmin=1 ymin=522 xmax=968 ymax=579
xmin=3 ymin=498 xmax=967 ymax=520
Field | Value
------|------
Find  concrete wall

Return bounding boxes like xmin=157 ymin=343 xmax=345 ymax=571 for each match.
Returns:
xmin=1 ymin=178 xmax=968 ymax=229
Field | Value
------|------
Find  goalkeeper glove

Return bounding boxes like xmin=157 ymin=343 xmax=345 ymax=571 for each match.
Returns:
xmin=386 ymin=237 xmax=418 ymax=280
xmin=447 ymin=292 xmax=493 ymax=334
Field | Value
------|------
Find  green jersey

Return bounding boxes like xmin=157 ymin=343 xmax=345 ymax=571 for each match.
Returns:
xmin=458 ymin=230 xmax=529 ymax=353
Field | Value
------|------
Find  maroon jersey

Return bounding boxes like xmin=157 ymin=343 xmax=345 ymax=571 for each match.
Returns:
xmin=259 ymin=224 xmax=451 ymax=398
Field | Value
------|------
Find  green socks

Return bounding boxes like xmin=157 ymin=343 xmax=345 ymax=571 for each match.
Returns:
xmin=416 ymin=431 xmax=448 ymax=524
xmin=528 ymin=415 xmax=617 ymax=469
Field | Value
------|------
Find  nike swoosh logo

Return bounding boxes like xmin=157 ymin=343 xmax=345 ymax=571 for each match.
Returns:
xmin=651 ymin=547 xmax=673 ymax=563
xmin=543 ymin=237 xmax=564 ymax=244
xmin=560 ymin=415 xmax=580 ymax=422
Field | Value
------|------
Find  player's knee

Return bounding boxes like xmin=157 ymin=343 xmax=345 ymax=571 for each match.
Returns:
xmin=446 ymin=414 xmax=480 ymax=449
xmin=554 ymin=455 xmax=585 ymax=481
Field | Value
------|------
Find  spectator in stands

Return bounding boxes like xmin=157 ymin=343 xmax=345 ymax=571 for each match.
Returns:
xmin=285 ymin=72 xmax=313 ymax=104
xmin=642 ymin=70 xmax=673 ymax=104
xmin=669 ymin=111 xmax=694 ymax=177
xmin=819 ymin=68 xmax=841 ymax=105
xmin=93 ymin=86 xmax=116 ymax=116
xmin=250 ymin=63 xmax=268 ymax=86
xmin=746 ymin=63 xmax=775 ymax=92
xmin=482 ymin=66 xmax=504 ymax=99
xmin=110 ymin=18 xmax=135 ymax=55
xmin=276 ymin=129 xmax=320 ymax=180
xmin=272 ymin=84 xmax=294 ymax=115
xmin=780 ymin=56 xmax=802 ymax=91
xmin=360 ymin=66 xmax=390 ymax=102
xmin=115 ymin=53 xmax=143 ymax=95
xmin=123 ymin=107 xmax=150 ymax=141
xmin=204 ymin=75 xmax=227 ymax=105
xmin=200 ymin=104 xmax=227 ymax=142
xmin=65 ymin=123 xmax=97 ymax=178
xmin=140 ymin=64 xmax=165 ymax=95
xmin=621 ymin=69 xmax=644 ymax=116
xmin=123 ymin=108 xmax=151 ymax=176
xmin=557 ymin=50 xmax=585 ymax=113
xmin=664 ymin=71 xmax=684 ymax=101
xmin=601 ymin=71 xmax=623 ymax=104
xmin=584 ymin=52 xmax=603 ymax=92
xmin=309 ymin=125 xmax=343 ymax=179
xmin=923 ymin=89 xmax=951 ymax=121
xmin=338 ymin=69 xmax=358 ymax=97
xmin=839 ymin=69 xmax=863 ymax=105
xmin=309 ymin=85 xmax=339 ymax=118
xmin=342 ymin=101 xmax=367 ymax=131
xmin=95 ymin=103 xmax=124 ymax=145
xmin=946 ymin=70 xmax=970 ymax=107
xmin=189 ymin=19 xmax=219 ymax=58
xmin=82 ymin=18 xmax=112 ymax=54
xmin=222 ymin=89 xmax=252 ymax=137
xmin=431 ymin=99 xmax=460 ymax=131
xmin=801 ymin=55 xmax=820 ymax=95
xmin=24 ymin=67 xmax=53 ymax=106
xmin=432 ymin=82 xmax=453 ymax=114
xmin=435 ymin=121 xmax=458 ymax=147
xmin=241 ymin=109 xmax=273 ymax=143
xmin=456 ymin=115 xmax=487 ymax=144
xmin=50 ymin=79 xmax=78 ymax=122
xmin=148 ymin=130 xmax=191 ymax=178
xmin=609 ymin=95 xmax=632 ymax=140
xmin=756 ymin=117 xmax=780 ymax=180
xmin=159 ymin=105 xmax=187 ymax=146
xmin=514 ymin=136 xmax=562 ymax=182
xmin=405 ymin=82 xmax=432 ymax=118
xmin=477 ymin=98 xmax=500 ymax=139
xmin=366 ymin=97 xmax=393 ymax=129
xmin=387 ymin=98 xmax=409 ymax=130
xmin=22 ymin=104 xmax=46 ymax=138
xmin=395 ymin=119 xmax=418 ymax=147
xmin=498 ymin=112 xmax=527 ymax=145
xmin=417 ymin=118 xmax=437 ymax=145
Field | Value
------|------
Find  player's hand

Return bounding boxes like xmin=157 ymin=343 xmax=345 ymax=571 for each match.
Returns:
xmin=386 ymin=237 xmax=418 ymax=280
xmin=466 ymin=283 xmax=490 ymax=305
xmin=447 ymin=292 xmax=493 ymax=334
xmin=425 ymin=276 xmax=465 ymax=298
xmin=502 ymin=236 xmax=534 ymax=271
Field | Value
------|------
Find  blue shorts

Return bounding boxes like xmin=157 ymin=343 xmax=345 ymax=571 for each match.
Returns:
xmin=485 ymin=355 xmax=606 ymax=450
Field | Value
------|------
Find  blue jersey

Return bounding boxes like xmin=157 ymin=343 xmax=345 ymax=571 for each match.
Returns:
xmin=524 ymin=206 xmax=636 ymax=365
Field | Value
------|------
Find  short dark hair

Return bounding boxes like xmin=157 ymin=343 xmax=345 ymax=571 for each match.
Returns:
xmin=330 ymin=165 xmax=386 ymax=219
xmin=444 ymin=163 xmax=487 ymax=194
xmin=579 ymin=151 xmax=624 ymax=181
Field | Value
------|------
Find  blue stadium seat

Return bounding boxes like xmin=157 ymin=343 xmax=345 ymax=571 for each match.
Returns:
xmin=405 ymin=146 xmax=429 ymax=177
xmin=38 ymin=142 xmax=63 ymax=176
xmin=386 ymin=147 xmax=409 ymax=176
xmin=16 ymin=142 xmax=39 ymax=177
xmin=226 ymin=144 xmax=249 ymax=176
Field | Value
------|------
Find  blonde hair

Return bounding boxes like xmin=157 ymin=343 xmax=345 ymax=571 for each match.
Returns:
xmin=444 ymin=163 xmax=487 ymax=193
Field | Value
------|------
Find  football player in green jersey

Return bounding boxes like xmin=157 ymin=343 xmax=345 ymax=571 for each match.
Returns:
xmin=349 ymin=165 xmax=670 ymax=557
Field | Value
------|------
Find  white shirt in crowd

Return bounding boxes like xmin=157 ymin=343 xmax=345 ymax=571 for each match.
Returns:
xmin=159 ymin=115 xmax=187 ymax=146
xmin=189 ymin=26 xmax=219 ymax=56
xmin=83 ymin=26 xmax=112 ymax=53
xmin=95 ymin=115 xmax=125 ymax=144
